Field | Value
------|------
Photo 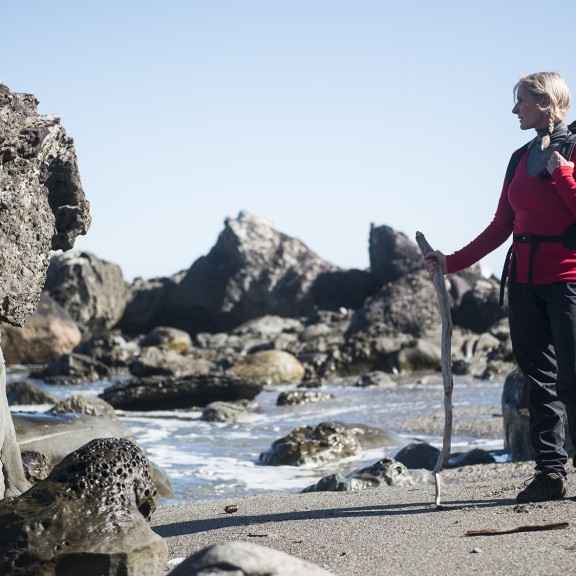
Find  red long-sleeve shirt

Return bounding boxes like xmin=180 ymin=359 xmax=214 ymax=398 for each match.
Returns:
xmin=446 ymin=150 xmax=576 ymax=283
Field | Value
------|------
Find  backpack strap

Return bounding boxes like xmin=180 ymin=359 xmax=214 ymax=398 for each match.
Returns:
xmin=505 ymin=140 xmax=533 ymax=185
xmin=560 ymin=132 xmax=576 ymax=161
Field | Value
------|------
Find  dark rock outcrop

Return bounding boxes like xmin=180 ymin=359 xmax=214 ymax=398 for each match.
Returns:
xmin=369 ymin=224 xmax=422 ymax=285
xmin=452 ymin=277 xmax=507 ymax=333
xmin=100 ymin=372 xmax=264 ymax=411
xmin=0 ymin=82 xmax=89 ymax=500
xmin=0 ymin=82 xmax=90 ymax=327
xmin=0 ymin=437 xmax=167 ymax=576
xmin=147 ymin=211 xmax=344 ymax=334
xmin=44 ymin=251 xmax=129 ymax=340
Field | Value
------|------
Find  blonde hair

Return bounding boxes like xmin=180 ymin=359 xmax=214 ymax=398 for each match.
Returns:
xmin=514 ymin=72 xmax=571 ymax=149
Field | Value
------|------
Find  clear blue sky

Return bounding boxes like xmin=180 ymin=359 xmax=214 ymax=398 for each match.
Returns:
xmin=3 ymin=1 xmax=575 ymax=282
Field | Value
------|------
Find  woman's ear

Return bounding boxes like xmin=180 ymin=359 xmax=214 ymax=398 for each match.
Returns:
xmin=541 ymin=95 xmax=551 ymax=108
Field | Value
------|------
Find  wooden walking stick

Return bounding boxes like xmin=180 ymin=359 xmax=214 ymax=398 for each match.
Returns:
xmin=415 ymin=231 xmax=454 ymax=507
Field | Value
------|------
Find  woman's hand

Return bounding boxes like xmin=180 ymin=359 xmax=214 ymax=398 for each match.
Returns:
xmin=547 ymin=151 xmax=574 ymax=174
xmin=423 ymin=250 xmax=447 ymax=277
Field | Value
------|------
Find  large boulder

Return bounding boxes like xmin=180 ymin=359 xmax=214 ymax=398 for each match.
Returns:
xmin=452 ymin=277 xmax=508 ymax=333
xmin=1 ymin=292 xmax=81 ymax=365
xmin=0 ymin=82 xmax=90 ymax=327
xmin=227 ymin=350 xmax=306 ymax=385
xmin=0 ymin=82 xmax=89 ymax=500
xmin=0 ymin=437 xmax=167 ymax=576
xmin=44 ymin=251 xmax=129 ymax=340
xmin=161 ymin=211 xmax=345 ymax=333
xmin=369 ymin=224 xmax=422 ymax=285
xmin=259 ymin=421 xmax=401 ymax=466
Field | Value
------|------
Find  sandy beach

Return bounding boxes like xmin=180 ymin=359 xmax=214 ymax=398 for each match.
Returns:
xmin=152 ymin=462 xmax=576 ymax=576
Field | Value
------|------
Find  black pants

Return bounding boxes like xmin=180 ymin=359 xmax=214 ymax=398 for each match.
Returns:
xmin=508 ymin=281 xmax=576 ymax=477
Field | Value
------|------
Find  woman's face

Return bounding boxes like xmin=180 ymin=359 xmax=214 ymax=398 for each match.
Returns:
xmin=512 ymin=84 xmax=549 ymax=130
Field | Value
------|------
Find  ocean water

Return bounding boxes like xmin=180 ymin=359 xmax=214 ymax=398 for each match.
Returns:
xmin=7 ymin=369 xmax=505 ymax=507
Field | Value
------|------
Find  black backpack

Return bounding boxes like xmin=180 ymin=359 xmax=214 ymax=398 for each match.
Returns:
xmin=505 ymin=120 xmax=576 ymax=185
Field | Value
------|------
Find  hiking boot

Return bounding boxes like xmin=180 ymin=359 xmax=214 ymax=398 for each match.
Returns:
xmin=516 ymin=471 xmax=567 ymax=503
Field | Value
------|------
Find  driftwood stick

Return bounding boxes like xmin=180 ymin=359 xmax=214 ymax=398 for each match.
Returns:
xmin=465 ymin=521 xmax=569 ymax=537
xmin=415 ymin=231 xmax=454 ymax=507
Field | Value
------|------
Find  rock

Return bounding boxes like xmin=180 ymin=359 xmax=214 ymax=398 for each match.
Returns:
xmin=169 ymin=541 xmax=335 ymax=576
xmin=31 ymin=352 xmax=112 ymax=384
xmin=100 ymin=372 xmax=264 ymax=411
xmin=259 ymin=421 xmax=401 ymax=467
xmin=303 ymin=457 xmax=418 ymax=492
xmin=228 ymin=349 xmax=305 ymax=385
xmin=13 ymin=412 xmax=133 ymax=471
xmin=0 ymin=82 xmax=90 ymax=327
xmin=48 ymin=395 xmax=117 ymax=419
xmin=163 ymin=211 xmax=343 ymax=334
xmin=394 ymin=442 xmax=440 ymax=471
xmin=500 ymin=368 xmax=575 ymax=460
xmin=75 ymin=330 xmax=138 ymax=368
xmin=369 ymin=224 xmax=422 ymax=285
xmin=354 ymin=371 xmax=397 ymax=388
xmin=117 ymin=273 xmax=184 ymax=337
xmin=502 ymin=368 xmax=531 ymax=461
xmin=140 ymin=326 xmax=192 ymax=353
xmin=395 ymin=339 xmax=442 ymax=372
xmin=1 ymin=292 xmax=82 ymax=365
xmin=201 ymin=400 xmax=260 ymax=423
xmin=276 ymin=390 xmax=334 ymax=406
xmin=447 ymin=448 xmax=496 ymax=468
xmin=341 ymin=273 xmax=441 ymax=373
xmin=452 ymin=278 xmax=507 ymax=333
xmin=128 ymin=346 xmax=214 ymax=378
xmin=309 ymin=268 xmax=380 ymax=311
xmin=0 ymin=437 xmax=167 ymax=576
xmin=6 ymin=381 xmax=57 ymax=405
xmin=44 ymin=251 xmax=129 ymax=340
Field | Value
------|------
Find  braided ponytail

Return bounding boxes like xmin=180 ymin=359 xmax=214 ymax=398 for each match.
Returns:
xmin=541 ymin=112 xmax=555 ymax=150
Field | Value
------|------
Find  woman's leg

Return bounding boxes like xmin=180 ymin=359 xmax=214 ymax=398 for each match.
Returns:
xmin=544 ymin=281 xmax=576 ymax=467
xmin=508 ymin=281 xmax=567 ymax=476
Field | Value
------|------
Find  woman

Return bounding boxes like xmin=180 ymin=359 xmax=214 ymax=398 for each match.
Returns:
xmin=424 ymin=72 xmax=576 ymax=503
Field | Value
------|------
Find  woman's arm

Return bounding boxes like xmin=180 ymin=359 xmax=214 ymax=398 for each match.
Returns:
xmin=550 ymin=151 xmax=576 ymax=215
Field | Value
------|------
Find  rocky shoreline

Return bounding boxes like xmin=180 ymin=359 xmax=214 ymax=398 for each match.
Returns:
xmin=0 ymin=79 xmax=564 ymax=575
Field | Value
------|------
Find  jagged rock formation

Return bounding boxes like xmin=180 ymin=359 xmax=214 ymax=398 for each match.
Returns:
xmin=0 ymin=82 xmax=90 ymax=327
xmin=0 ymin=437 xmax=167 ymax=576
xmin=118 ymin=211 xmax=378 ymax=335
xmin=0 ymin=82 xmax=90 ymax=499
xmin=369 ymin=224 xmax=423 ymax=285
